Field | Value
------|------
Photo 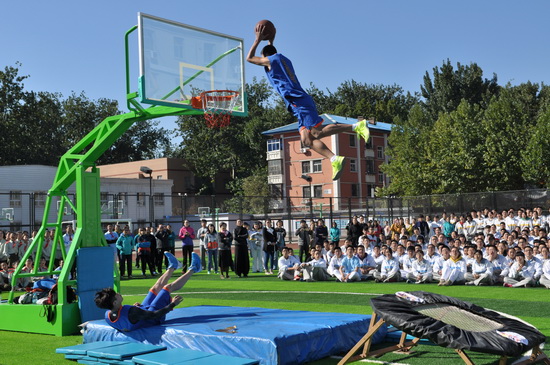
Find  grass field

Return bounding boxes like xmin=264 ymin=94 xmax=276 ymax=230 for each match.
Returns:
xmin=1 ymin=271 xmax=549 ymax=365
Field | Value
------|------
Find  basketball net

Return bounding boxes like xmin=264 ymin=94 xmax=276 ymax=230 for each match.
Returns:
xmin=196 ymin=90 xmax=239 ymax=128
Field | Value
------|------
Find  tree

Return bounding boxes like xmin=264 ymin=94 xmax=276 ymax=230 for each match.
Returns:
xmin=427 ymin=101 xmax=485 ymax=193
xmin=308 ymin=80 xmax=418 ymax=123
xmin=0 ymin=64 xmax=65 ymax=165
xmin=522 ymin=108 xmax=550 ymax=187
xmin=0 ymin=64 xmax=171 ymax=167
xmin=380 ymin=104 xmax=435 ymax=196
xmin=421 ymin=59 xmax=499 ymax=119
xmin=481 ymin=83 xmax=540 ymax=191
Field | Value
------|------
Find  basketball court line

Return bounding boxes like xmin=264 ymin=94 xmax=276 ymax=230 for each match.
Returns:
xmin=125 ymin=290 xmax=385 ymax=297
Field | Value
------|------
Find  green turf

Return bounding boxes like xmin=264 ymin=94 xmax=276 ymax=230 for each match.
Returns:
xmin=1 ymin=271 xmax=549 ymax=365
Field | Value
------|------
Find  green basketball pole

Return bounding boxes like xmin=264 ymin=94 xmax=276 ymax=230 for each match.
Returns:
xmin=0 ymin=25 xmax=205 ymax=336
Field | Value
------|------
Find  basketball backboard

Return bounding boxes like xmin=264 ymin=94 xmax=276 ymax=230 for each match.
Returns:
xmin=137 ymin=13 xmax=247 ymax=116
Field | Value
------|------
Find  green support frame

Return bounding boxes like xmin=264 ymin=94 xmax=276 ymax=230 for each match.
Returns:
xmin=0 ymin=25 xmax=205 ymax=336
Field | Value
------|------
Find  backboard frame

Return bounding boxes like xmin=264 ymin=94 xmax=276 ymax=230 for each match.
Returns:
xmin=137 ymin=13 xmax=247 ymax=117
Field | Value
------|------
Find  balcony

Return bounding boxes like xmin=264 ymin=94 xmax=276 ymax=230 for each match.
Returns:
xmin=268 ymin=174 xmax=283 ymax=184
xmin=266 ymin=150 xmax=282 ymax=160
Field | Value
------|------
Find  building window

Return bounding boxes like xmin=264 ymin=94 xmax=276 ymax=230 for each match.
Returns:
xmin=313 ymin=185 xmax=323 ymax=198
xmin=100 ymin=192 xmax=109 ymax=206
xmin=302 ymin=161 xmax=311 ymax=174
xmin=137 ymin=192 xmax=146 ymax=207
xmin=367 ymin=185 xmax=374 ymax=197
xmin=267 ymin=138 xmax=282 ymax=151
xmin=154 ymin=193 xmax=165 ymax=206
xmin=377 ymin=146 xmax=384 ymax=159
xmin=156 ymin=175 xmax=163 ymax=180
xmin=268 ymin=160 xmax=282 ymax=175
xmin=302 ymin=186 xmax=311 ymax=198
xmin=378 ymin=171 xmax=385 ymax=183
xmin=366 ymin=160 xmax=375 ymax=175
xmin=351 ymin=184 xmax=359 ymax=197
xmin=9 ymin=191 xmax=22 ymax=207
xmin=34 ymin=191 xmax=46 ymax=207
xmin=312 ymin=160 xmax=322 ymax=173
xmin=270 ymin=184 xmax=283 ymax=199
xmin=350 ymin=159 xmax=357 ymax=172
xmin=118 ymin=192 xmax=128 ymax=205
xmin=349 ymin=134 xmax=357 ymax=147
xmin=365 ymin=138 xmax=373 ymax=149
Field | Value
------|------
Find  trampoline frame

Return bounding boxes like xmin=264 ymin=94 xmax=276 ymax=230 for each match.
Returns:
xmin=338 ymin=312 xmax=549 ymax=365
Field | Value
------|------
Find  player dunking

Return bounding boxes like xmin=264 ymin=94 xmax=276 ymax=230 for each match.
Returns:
xmin=247 ymin=22 xmax=370 ymax=180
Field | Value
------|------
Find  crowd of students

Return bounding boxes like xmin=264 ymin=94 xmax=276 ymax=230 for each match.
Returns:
xmin=2 ymin=206 xmax=550 ymax=290
xmin=293 ymin=207 xmax=550 ymax=287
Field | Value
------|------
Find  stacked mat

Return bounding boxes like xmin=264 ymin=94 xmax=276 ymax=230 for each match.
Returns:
xmin=56 ymin=342 xmax=259 ymax=365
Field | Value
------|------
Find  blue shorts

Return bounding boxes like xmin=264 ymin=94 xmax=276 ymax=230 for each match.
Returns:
xmin=141 ymin=288 xmax=171 ymax=311
xmin=288 ymin=95 xmax=323 ymax=131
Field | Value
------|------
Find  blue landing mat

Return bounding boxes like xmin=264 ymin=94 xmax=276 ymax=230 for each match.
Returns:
xmin=82 ymin=306 xmax=387 ymax=365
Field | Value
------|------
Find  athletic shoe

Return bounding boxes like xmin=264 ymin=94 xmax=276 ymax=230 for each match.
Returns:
xmin=465 ymin=282 xmax=475 ymax=286
xmin=164 ymin=252 xmax=182 ymax=270
xmin=503 ymin=283 xmax=513 ymax=288
xmin=189 ymin=253 xmax=201 ymax=273
xmin=331 ymin=156 xmax=346 ymax=180
xmin=354 ymin=119 xmax=370 ymax=141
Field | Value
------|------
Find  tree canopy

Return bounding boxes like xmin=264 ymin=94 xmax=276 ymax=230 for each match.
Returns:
xmin=382 ymin=61 xmax=550 ymax=196
xmin=0 ymin=64 xmax=172 ymax=167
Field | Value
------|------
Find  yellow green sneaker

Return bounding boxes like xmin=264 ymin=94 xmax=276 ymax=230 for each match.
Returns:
xmin=355 ymin=119 xmax=370 ymax=141
xmin=331 ymin=156 xmax=346 ymax=180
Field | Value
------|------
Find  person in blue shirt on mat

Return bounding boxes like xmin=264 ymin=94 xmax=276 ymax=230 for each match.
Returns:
xmin=246 ymin=24 xmax=370 ymax=181
xmin=94 ymin=252 xmax=201 ymax=332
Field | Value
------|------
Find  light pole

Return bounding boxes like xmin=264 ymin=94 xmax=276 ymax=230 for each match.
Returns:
xmin=140 ymin=166 xmax=153 ymax=226
xmin=301 ymin=174 xmax=313 ymax=219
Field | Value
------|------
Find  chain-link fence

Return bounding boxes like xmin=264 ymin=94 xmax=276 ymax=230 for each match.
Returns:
xmin=2 ymin=189 xmax=549 ymax=234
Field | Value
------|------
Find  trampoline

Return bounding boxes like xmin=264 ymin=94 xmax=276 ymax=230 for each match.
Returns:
xmin=339 ymin=291 xmax=549 ymax=365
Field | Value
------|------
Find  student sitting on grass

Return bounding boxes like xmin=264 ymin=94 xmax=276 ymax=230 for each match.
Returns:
xmin=95 ymin=252 xmax=200 ymax=332
xmin=438 ymin=247 xmax=467 ymax=286
xmin=277 ymin=247 xmax=300 ymax=281
xmin=328 ymin=246 xmax=344 ymax=280
xmin=339 ymin=246 xmax=361 ymax=282
xmin=300 ymin=250 xmax=329 ymax=282
xmin=408 ymin=250 xmax=432 ymax=284
xmin=465 ymin=250 xmax=494 ymax=286
xmin=373 ymin=247 xmax=400 ymax=283
xmin=503 ymin=251 xmax=536 ymax=288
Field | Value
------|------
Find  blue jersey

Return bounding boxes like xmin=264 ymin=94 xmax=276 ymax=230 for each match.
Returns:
xmin=105 ymin=305 xmax=159 ymax=332
xmin=265 ymin=53 xmax=308 ymax=108
xmin=105 ymin=289 xmax=171 ymax=332
xmin=265 ymin=53 xmax=323 ymax=130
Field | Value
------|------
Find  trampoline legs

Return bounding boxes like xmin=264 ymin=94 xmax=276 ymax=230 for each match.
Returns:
xmin=338 ymin=313 xmax=420 ymax=365
xmin=455 ymin=349 xmax=474 ymax=365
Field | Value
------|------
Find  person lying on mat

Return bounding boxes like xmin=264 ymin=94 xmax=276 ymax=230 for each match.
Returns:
xmin=94 ymin=252 xmax=201 ymax=332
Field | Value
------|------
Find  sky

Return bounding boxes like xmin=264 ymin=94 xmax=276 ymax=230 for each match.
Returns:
xmin=2 ymin=0 xmax=550 ymax=132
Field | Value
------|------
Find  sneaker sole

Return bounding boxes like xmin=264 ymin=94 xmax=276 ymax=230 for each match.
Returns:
xmin=332 ymin=158 xmax=347 ymax=181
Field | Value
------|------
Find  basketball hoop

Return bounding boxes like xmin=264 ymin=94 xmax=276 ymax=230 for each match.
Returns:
xmin=192 ymin=90 xmax=239 ymax=128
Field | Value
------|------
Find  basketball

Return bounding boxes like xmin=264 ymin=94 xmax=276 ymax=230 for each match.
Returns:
xmin=256 ymin=19 xmax=276 ymax=41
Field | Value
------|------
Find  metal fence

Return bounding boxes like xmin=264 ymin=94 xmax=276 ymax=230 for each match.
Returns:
xmin=2 ymin=189 xmax=549 ymax=234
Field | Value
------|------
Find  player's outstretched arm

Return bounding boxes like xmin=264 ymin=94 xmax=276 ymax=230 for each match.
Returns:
xmin=246 ymin=28 xmax=270 ymax=67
